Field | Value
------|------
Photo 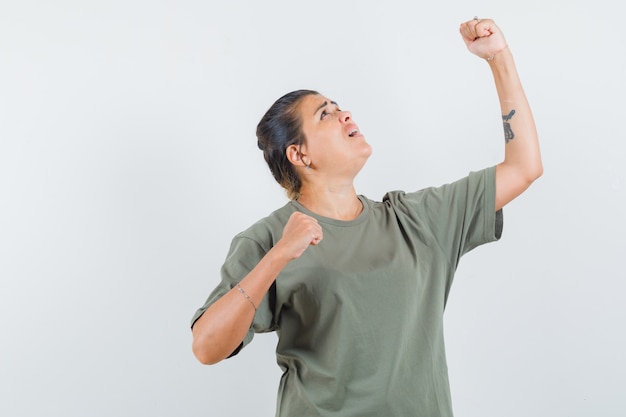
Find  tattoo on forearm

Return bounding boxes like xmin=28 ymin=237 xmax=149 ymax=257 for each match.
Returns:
xmin=502 ymin=109 xmax=516 ymax=143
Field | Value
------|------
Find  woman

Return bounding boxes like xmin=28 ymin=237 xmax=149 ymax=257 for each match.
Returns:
xmin=191 ymin=18 xmax=542 ymax=417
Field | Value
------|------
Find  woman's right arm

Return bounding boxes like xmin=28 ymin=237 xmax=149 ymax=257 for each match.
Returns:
xmin=191 ymin=211 xmax=323 ymax=365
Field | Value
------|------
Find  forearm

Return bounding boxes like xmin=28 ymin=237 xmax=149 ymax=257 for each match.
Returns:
xmin=490 ymin=47 xmax=543 ymax=209
xmin=191 ymin=245 xmax=290 ymax=365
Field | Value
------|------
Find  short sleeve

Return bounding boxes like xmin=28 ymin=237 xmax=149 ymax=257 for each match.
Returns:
xmin=387 ymin=166 xmax=503 ymax=269
xmin=190 ymin=234 xmax=277 ymax=357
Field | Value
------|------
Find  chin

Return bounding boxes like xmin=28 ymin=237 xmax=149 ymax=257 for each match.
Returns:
xmin=360 ymin=141 xmax=373 ymax=158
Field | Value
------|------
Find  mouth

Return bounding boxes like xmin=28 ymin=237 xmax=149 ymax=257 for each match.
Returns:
xmin=347 ymin=125 xmax=361 ymax=137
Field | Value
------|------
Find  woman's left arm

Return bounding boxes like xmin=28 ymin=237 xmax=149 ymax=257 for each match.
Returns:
xmin=460 ymin=18 xmax=543 ymax=211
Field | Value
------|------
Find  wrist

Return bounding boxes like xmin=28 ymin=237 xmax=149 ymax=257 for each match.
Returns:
xmin=267 ymin=241 xmax=295 ymax=265
xmin=486 ymin=45 xmax=509 ymax=62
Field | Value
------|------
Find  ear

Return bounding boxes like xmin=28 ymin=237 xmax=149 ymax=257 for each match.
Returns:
xmin=286 ymin=144 xmax=308 ymax=167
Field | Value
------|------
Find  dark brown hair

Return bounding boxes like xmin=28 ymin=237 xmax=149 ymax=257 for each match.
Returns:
xmin=256 ymin=89 xmax=319 ymax=200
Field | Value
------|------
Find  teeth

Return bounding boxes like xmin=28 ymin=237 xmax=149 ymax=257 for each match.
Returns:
xmin=349 ymin=129 xmax=358 ymax=137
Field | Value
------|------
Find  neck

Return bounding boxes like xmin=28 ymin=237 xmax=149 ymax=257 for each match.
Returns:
xmin=297 ymin=184 xmax=362 ymax=221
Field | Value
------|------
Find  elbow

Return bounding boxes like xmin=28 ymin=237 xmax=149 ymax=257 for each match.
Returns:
xmin=191 ymin=327 xmax=227 ymax=365
xmin=524 ymin=166 xmax=543 ymax=186
xmin=520 ymin=156 xmax=543 ymax=185
xmin=192 ymin=338 xmax=224 ymax=365
xmin=194 ymin=354 xmax=221 ymax=366
xmin=520 ymin=164 xmax=543 ymax=192
xmin=529 ymin=160 xmax=544 ymax=183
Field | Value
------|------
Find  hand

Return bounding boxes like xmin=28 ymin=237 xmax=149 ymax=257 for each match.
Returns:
xmin=459 ymin=18 xmax=508 ymax=60
xmin=277 ymin=212 xmax=323 ymax=260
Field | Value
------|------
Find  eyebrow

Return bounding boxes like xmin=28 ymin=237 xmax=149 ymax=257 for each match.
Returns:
xmin=314 ymin=100 xmax=339 ymax=115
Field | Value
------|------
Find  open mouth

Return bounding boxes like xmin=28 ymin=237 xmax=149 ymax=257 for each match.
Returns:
xmin=348 ymin=128 xmax=359 ymax=137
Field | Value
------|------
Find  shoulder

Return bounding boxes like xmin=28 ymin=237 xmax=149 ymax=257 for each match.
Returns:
xmin=373 ymin=167 xmax=496 ymax=218
xmin=233 ymin=201 xmax=297 ymax=251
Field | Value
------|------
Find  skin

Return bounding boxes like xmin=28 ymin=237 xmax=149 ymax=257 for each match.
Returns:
xmin=191 ymin=18 xmax=543 ymax=365
xmin=458 ymin=18 xmax=543 ymax=210
xmin=286 ymin=95 xmax=373 ymax=220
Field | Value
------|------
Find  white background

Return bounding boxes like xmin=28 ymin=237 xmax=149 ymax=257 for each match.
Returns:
xmin=1 ymin=1 xmax=625 ymax=416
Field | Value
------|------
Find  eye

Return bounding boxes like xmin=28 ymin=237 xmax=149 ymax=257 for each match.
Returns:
xmin=320 ymin=106 xmax=342 ymax=120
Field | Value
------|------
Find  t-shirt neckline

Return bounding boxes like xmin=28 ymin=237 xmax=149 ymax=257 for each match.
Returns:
xmin=289 ymin=195 xmax=370 ymax=227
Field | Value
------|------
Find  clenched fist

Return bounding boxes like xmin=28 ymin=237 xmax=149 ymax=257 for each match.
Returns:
xmin=459 ymin=18 xmax=508 ymax=61
xmin=277 ymin=212 xmax=323 ymax=260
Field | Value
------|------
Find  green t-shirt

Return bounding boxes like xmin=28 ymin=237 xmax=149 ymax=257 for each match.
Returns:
xmin=192 ymin=167 xmax=503 ymax=417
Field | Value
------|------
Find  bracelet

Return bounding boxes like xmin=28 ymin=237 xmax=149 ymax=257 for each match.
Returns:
xmin=236 ymin=284 xmax=257 ymax=312
xmin=486 ymin=45 xmax=509 ymax=62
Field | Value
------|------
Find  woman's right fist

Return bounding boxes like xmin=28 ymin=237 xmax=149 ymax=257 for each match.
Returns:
xmin=278 ymin=212 xmax=323 ymax=260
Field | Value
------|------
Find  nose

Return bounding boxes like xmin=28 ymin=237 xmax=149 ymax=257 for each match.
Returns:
xmin=339 ymin=110 xmax=351 ymax=123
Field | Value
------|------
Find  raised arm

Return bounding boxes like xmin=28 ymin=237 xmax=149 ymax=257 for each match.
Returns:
xmin=459 ymin=18 xmax=543 ymax=211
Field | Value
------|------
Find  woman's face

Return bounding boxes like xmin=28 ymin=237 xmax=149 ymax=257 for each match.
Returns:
xmin=297 ymin=94 xmax=372 ymax=176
